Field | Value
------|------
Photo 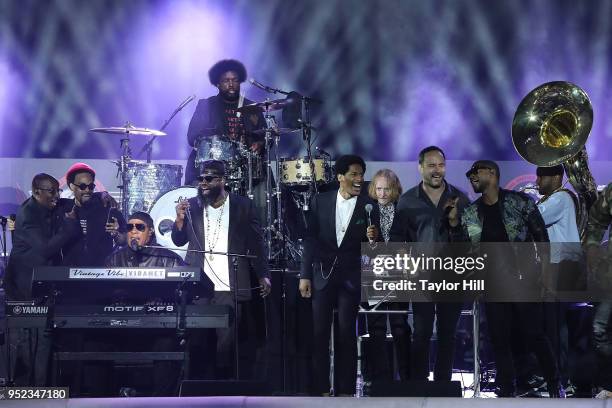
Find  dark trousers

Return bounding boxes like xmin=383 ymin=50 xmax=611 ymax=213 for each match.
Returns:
xmin=544 ymin=302 xmax=570 ymax=385
xmin=312 ymin=277 xmax=360 ymax=395
xmin=411 ymin=302 xmax=462 ymax=381
xmin=593 ymin=301 xmax=612 ymax=390
xmin=190 ymin=292 xmax=257 ymax=380
xmin=366 ymin=302 xmax=411 ymax=381
xmin=7 ymin=328 xmax=51 ymax=386
xmin=485 ymin=302 xmax=559 ymax=390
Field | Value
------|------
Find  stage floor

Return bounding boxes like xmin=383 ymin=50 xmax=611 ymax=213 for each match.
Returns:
xmin=0 ymin=396 xmax=607 ymax=408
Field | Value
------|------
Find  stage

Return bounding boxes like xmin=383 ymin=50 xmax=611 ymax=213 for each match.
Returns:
xmin=0 ymin=396 xmax=608 ymax=408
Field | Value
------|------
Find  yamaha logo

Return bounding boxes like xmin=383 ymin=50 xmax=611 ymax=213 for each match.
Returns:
xmin=11 ymin=305 xmax=48 ymax=315
xmin=13 ymin=305 xmax=23 ymax=315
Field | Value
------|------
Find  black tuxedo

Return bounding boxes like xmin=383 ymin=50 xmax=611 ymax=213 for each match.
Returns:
xmin=301 ymin=190 xmax=376 ymax=395
xmin=171 ymin=192 xmax=269 ymax=301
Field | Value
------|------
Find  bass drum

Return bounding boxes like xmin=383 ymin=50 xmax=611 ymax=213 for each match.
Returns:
xmin=149 ymin=187 xmax=198 ymax=260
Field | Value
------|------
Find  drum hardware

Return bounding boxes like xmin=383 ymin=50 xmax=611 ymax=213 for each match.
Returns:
xmin=138 ymin=94 xmax=196 ymax=163
xmin=90 ymin=123 xmax=180 ymax=217
xmin=149 ymin=187 xmax=198 ymax=259
xmin=237 ymin=97 xmax=297 ymax=114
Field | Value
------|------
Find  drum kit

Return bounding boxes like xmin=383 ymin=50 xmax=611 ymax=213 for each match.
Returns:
xmin=89 ymin=91 xmax=333 ymax=264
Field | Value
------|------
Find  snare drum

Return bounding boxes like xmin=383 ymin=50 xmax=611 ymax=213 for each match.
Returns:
xmin=195 ymin=135 xmax=240 ymax=166
xmin=149 ymin=187 xmax=198 ymax=259
xmin=125 ymin=162 xmax=183 ymax=215
xmin=279 ymin=157 xmax=330 ymax=186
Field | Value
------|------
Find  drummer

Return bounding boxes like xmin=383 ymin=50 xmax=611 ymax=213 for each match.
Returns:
xmin=185 ymin=59 xmax=266 ymax=186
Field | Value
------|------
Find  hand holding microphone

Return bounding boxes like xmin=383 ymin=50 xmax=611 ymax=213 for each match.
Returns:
xmin=365 ymin=204 xmax=378 ymax=243
xmin=129 ymin=238 xmax=142 ymax=252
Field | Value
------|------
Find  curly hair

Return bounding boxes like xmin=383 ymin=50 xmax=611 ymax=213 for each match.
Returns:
xmin=368 ymin=169 xmax=403 ymax=204
xmin=208 ymin=59 xmax=247 ymax=85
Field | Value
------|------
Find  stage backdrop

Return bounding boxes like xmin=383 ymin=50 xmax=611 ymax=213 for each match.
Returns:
xmin=1 ymin=0 xmax=612 ymax=163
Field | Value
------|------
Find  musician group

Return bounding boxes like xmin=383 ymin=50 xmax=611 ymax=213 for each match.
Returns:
xmin=1 ymin=58 xmax=611 ymax=399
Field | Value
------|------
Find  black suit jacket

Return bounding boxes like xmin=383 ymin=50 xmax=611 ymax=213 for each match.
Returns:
xmin=4 ymin=197 xmax=80 ymax=300
xmin=300 ymin=190 xmax=377 ymax=291
xmin=171 ymin=193 xmax=269 ymax=301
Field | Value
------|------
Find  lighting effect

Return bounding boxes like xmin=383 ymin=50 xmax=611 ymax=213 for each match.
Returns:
xmin=0 ymin=0 xmax=610 ymax=162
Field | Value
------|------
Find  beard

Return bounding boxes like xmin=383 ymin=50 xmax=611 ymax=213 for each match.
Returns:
xmin=198 ymin=184 xmax=223 ymax=205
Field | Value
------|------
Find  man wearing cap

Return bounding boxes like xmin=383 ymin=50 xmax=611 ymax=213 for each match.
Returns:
xmin=58 ymin=162 xmax=127 ymax=267
xmin=185 ymin=59 xmax=265 ymax=186
xmin=389 ymin=146 xmax=470 ymax=384
xmin=448 ymin=159 xmax=563 ymax=397
xmin=536 ymin=165 xmax=583 ymax=395
xmin=172 ymin=159 xmax=270 ymax=379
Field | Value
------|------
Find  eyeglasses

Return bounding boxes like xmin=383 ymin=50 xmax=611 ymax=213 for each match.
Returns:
xmin=72 ymin=182 xmax=96 ymax=191
xmin=127 ymin=223 xmax=147 ymax=232
xmin=197 ymin=175 xmax=221 ymax=183
xmin=36 ymin=187 xmax=62 ymax=195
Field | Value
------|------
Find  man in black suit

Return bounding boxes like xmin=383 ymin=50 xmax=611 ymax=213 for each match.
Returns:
xmin=172 ymin=160 xmax=271 ymax=379
xmin=299 ymin=155 xmax=377 ymax=396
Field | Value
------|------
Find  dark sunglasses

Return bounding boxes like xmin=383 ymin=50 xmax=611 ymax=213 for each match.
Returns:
xmin=127 ymin=223 xmax=147 ymax=232
xmin=197 ymin=175 xmax=221 ymax=183
xmin=72 ymin=182 xmax=96 ymax=191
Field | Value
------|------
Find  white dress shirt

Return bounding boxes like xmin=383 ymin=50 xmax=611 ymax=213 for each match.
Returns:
xmin=336 ymin=189 xmax=358 ymax=247
xmin=203 ymin=195 xmax=230 ymax=291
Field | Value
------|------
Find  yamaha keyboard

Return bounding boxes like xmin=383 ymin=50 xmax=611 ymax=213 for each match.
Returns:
xmin=5 ymin=302 xmax=230 ymax=329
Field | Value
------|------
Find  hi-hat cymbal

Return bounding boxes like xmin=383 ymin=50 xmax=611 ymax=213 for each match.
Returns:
xmin=238 ymin=98 xmax=296 ymax=113
xmin=89 ymin=124 xmax=167 ymax=137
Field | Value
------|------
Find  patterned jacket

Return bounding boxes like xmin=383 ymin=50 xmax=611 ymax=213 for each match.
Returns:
xmin=451 ymin=188 xmax=549 ymax=244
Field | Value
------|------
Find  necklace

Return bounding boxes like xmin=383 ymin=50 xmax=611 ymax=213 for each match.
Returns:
xmin=203 ymin=196 xmax=227 ymax=260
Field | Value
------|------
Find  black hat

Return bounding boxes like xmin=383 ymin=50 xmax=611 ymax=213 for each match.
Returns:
xmin=200 ymin=160 xmax=226 ymax=176
xmin=536 ymin=165 xmax=564 ymax=177
xmin=465 ymin=160 xmax=500 ymax=178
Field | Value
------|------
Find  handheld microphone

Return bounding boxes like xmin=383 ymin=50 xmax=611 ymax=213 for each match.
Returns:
xmin=444 ymin=195 xmax=459 ymax=217
xmin=365 ymin=203 xmax=374 ymax=243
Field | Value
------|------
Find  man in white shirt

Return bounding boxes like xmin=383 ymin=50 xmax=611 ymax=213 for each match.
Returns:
xmin=299 ymin=154 xmax=377 ymax=395
xmin=172 ymin=160 xmax=271 ymax=379
xmin=536 ymin=164 xmax=583 ymax=395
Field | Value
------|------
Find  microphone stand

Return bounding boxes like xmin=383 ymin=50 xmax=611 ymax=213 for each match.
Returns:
xmin=138 ymin=95 xmax=196 ymax=163
xmin=142 ymin=245 xmax=254 ymax=381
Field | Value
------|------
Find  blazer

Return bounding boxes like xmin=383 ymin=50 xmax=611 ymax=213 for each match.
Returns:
xmin=171 ymin=193 xmax=269 ymax=301
xmin=300 ymin=190 xmax=377 ymax=291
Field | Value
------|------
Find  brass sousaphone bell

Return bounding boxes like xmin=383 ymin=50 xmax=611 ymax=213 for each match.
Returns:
xmin=511 ymin=81 xmax=598 ymax=238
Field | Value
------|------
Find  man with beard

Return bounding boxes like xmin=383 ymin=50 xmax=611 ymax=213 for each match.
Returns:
xmin=59 ymin=162 xmax=127 ymax=267
xmin=185 ymin=59 xmax=265 ymax=186
xmin=172 ymin=159 xmax=270 ymax=379
xmin=4 ymin=173 xmax=80 ymax=386
xmin=448 ymin=160 xmax=563 ymax=397
xmin=389 ymin=146 xmax=469 ymax=384
xmin=299 ymin=154 xmax=378 ymax=396
xmin=535 ymin=165 xmax=582 ymax=395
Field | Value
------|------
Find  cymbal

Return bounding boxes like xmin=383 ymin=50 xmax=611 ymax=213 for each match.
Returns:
xmin=89 ymin=124 xmax=167 ymax=137
xmin=238 ymin=98 xmax=296 ymax=113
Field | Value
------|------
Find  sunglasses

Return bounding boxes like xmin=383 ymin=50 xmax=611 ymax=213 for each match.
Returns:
xmin=466 ymin=166 xmax=494 ymax=178
xmin=72 ymin=182 xmax=96 ymax=191
xmin=197 ymin=175 xmax=221 ymax=183
xmin=127 ymin=223 xmax=147 ymax=232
